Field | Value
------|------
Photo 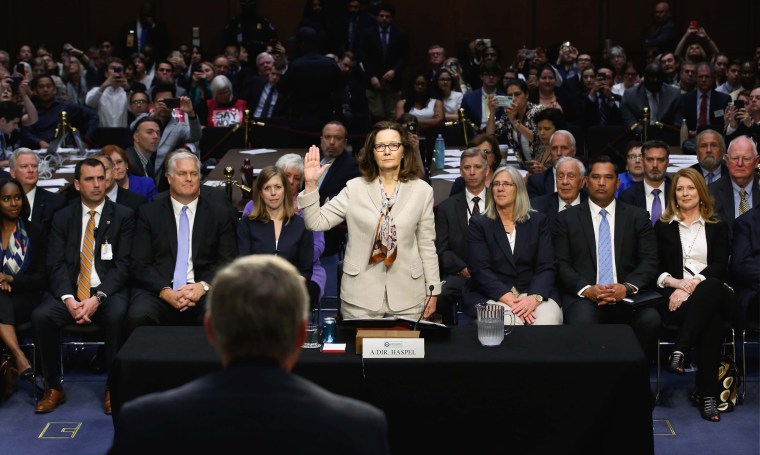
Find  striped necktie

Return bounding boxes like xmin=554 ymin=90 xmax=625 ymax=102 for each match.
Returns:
xmin=76 ymin=210 xmax=96 ymax=301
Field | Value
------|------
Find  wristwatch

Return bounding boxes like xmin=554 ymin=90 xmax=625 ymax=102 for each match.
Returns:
xmin=531 ymin=294 xmax=544 ymax=303
xmin=200 ymin=281 xmax=210 ymax=292
xmin=95 ymin=291 xmax=108 ymax=304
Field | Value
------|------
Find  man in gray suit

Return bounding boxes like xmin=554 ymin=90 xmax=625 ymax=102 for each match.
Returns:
xmin=621 ymin=62 xmax=683 ymax=131
xmin=435 ymin=148 xmax=488 ymax=324
xmin=709 ymin=135 xmax=759 ymax=235
xmin=112 ymin=255 xmax=389 ymax=454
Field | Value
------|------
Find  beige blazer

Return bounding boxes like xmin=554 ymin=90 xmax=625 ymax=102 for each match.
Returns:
xmin=299 ymin=177 xmax=441 ymax=313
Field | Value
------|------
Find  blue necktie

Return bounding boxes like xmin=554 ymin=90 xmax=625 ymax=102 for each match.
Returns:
xmin=651 ymin=189 xmax=661 ymax=226
xmin=707 ymin=172 xmax=715 ymax=184
xmin=598 ymin=209 xmax=613 ymax=285
xmin=173 ymin=206 xmax=189 ymax=290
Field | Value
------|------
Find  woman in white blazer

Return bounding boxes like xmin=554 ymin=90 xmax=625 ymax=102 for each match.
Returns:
xmin=299 ymin=121 xmax=442 ymax=320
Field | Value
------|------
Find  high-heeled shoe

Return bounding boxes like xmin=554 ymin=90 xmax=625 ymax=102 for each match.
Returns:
xmin=18 ymin=368 xmax=35 ymax=384
xmin=668 ymin=351 xmax=685 ymax=374
xmin=700 ymin=396 xmax=721 ymax=422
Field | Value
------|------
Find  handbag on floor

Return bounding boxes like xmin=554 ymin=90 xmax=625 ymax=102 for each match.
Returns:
xmin=717 ymin=355 xmax=739 ymax=412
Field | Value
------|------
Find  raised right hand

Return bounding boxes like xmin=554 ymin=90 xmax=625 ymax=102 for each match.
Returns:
xmin=303 ymin=145 xmax=330 ymax=187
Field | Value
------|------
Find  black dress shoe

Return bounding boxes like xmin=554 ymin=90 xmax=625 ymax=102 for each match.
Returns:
xmin=700 ymin=396 xmax=721 ymax=422
xmin=668 ymin=351 xmax=685 ymax=374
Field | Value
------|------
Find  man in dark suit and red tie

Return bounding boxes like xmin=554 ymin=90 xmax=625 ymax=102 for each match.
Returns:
xmin=554 ymin=155 xmax=661 ymax=356
xmin=32 ymin=158 xmax=135 ymax=415
xmin=680 ymin=62 xmax=731 ymax=136
xmin=126 ymin=150 xmax=237 ymax=332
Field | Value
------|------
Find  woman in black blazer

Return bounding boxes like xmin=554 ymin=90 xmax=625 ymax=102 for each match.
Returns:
xmin=463 ymin=166 xmax=562 ymax=325
xmin=237 ymin=165 xmax=314 ymax=284
xmin=0 ymin=179 xmax=47 ymax=391
xmin=654 ymin=168 xmax=732 ymax=422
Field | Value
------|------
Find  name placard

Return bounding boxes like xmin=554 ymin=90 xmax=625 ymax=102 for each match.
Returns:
xmin=362 ymin=338 xmax=425 ymax=358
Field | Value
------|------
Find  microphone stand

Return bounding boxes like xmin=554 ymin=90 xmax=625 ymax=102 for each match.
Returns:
xmin=444 ymin=108 xmax=479 ymax=147
xmin=412 ymin=284 xmax=437 ymax=332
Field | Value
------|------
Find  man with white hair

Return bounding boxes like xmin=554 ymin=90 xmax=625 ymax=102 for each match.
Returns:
xmin=9 ymin=148 xmax=65 ymax=230
xmin=256 ymin=51 xmax=275 ymax=77
xmin=527 ymin=130 xmax=577 ymax=198
xmin=126 ymin=150 xmax=237 ymax=333
xmin=530 ymin=156 xmax=588 ymax=233
xmin=709 ymin=135 xmax=759 ymax=234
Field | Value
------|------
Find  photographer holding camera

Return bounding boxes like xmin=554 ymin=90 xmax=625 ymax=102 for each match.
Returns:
xmin=1 ymin=66 xmax=38 ymax=162
xmin=85 ymin=57 xmax=130 ymax=128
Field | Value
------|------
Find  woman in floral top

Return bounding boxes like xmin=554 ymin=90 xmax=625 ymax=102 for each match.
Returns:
xmin=486 ymin=78 xmax=544 ymax=167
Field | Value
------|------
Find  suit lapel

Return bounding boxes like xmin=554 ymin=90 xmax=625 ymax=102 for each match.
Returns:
xmin=95 ymin=201 xmax=114 ymax=245
xmin=164 ymin=197 xmax=179 ymax=260
xmin=613 ymin=204 xmax=626 ymax=264
xmin=366 ymin=179 xmax=383 ymax=213
xmin=455 ymin=193 xmax=468 ymax=238
xmin=579 ymin=203 xmax=597 ymax=265
xmin=191 ymin=197 xmax=205 ymax=260
xmin=490 ymin=216 xmax=515 ymax=268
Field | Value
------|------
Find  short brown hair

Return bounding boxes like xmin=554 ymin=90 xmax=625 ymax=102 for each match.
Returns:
xmin=357 ymin=121 xmax=420 ymax=182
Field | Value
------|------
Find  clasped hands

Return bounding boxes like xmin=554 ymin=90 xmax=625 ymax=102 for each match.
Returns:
xmin=65 ymin=296 xmax=100 ymax=324
xmin=666 ymin=277 xmax=700 ymax=311
xmin=500 ymin=292 xmax=540 ymax=324
xmin=161 ymin=283 xmax=205 ymax=312
xmin=582 ymin=284 xmax=627 ymax=306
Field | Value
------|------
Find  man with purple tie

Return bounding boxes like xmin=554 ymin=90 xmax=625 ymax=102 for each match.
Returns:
xmin=126 ymin=150 xmax=237 ymax=333
xmin=618 ymin=140 xmax=671 ymax=224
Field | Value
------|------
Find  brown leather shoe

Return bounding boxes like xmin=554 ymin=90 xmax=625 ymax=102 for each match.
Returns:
xmin=104 ymin=389 xmax=111 ymax=415
xmin=35 ymin=389 xmax=66 ymax=413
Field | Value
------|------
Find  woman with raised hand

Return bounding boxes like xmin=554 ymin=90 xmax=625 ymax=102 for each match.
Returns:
xmin=299 ymin=121 xmax=441 ymax=320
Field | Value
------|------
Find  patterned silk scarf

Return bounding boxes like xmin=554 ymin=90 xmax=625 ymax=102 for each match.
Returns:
xmin=3 ymin=219 xmax=29 ymax=276
xmin=369 ymin=183 xmax=399 ymax=267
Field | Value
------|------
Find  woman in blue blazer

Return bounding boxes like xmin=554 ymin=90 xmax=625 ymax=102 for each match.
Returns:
xmin=463 ymin=166 xmax=562 ymax=325
xmin=103 ymin=145 xmax=158 ymax=202
xmin=238 ymin=166 xmax=314 ymax=284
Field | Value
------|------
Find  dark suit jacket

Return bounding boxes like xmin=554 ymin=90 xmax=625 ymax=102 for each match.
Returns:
xmin=689 ymin=162 xmax=729 ymax=183
xmin=47 ymin=200 xmax=134 ymax=299
xmin=530 ymin=191 xmax=589 ymax=234
xmin=527 ymin=168 xmax=555 ymax=199
xmin=112 ymin=360 xmax=389 ymax=455
xmin=358 ymin=24 xmax=409 ymax=90
xmin=708 ymin=174 xmax=760 ymax=229
xmin=726 ymin=121 xmax=760 ymax=146
xmin=242 ymin=76 xmax=286 ymax=119
xmin=125 ymin=146 xmax=153 ymax=179
xmin=730 ymin=207 xmax=760 ymax=325
xmin=620 ymin=83 xmax=683 ymax=129
xmin=553 ymin=201 xmax=658 ymax=306
xmin=462 ymin=212 xmax=556 ymax=317
xmin=279 ymin=52 xmax=343 ymax=131
xmin=460 ymin=88 xmax=505 ymax=130
xmin=237 ymin=216 xmax=314 ymax=281
xmin=654 ymin=218 xmax=729 ymax=295
xmin=30 ymin=187 xmax=66 ymax=231
xmin=434 ymin=191 xmax=469 ymax=276
xmin=131 ymin=195 xmax=238 ymax=293
xmin=580 ymin=93 xmax=624 ymax=129
xmin=618 ymin=179 xmax=671 ymax=221
xmin=319 ymin=151 xmax=360 ymax=204
xmin=116 ymin=186 xmax=147 ymax=211
xmin=681 ymin=89 xmax=731 ymax=132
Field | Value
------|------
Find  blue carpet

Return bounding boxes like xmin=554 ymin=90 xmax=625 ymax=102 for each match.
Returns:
xmin=0 ymin=346 xmax=112 ymax=455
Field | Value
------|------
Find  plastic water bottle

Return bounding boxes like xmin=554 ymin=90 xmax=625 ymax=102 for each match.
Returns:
xmin=434 ymin=134 xmax=445 ymax=170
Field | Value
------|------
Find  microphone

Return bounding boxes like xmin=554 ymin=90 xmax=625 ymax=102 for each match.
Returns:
xmin=413 ymin=284 xmax=435 ymax=331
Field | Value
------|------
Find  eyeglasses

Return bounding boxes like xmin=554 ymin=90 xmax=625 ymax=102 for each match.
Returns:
xmin=726 ymin=155 xmax=756 ymax=164
xmin=492 ymin=181 xmax=516 ymax=188
xmin=374 ymin=142 xmax=402 ymax=152
xmin=627 ymin=154 xmax=642 ymax=161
